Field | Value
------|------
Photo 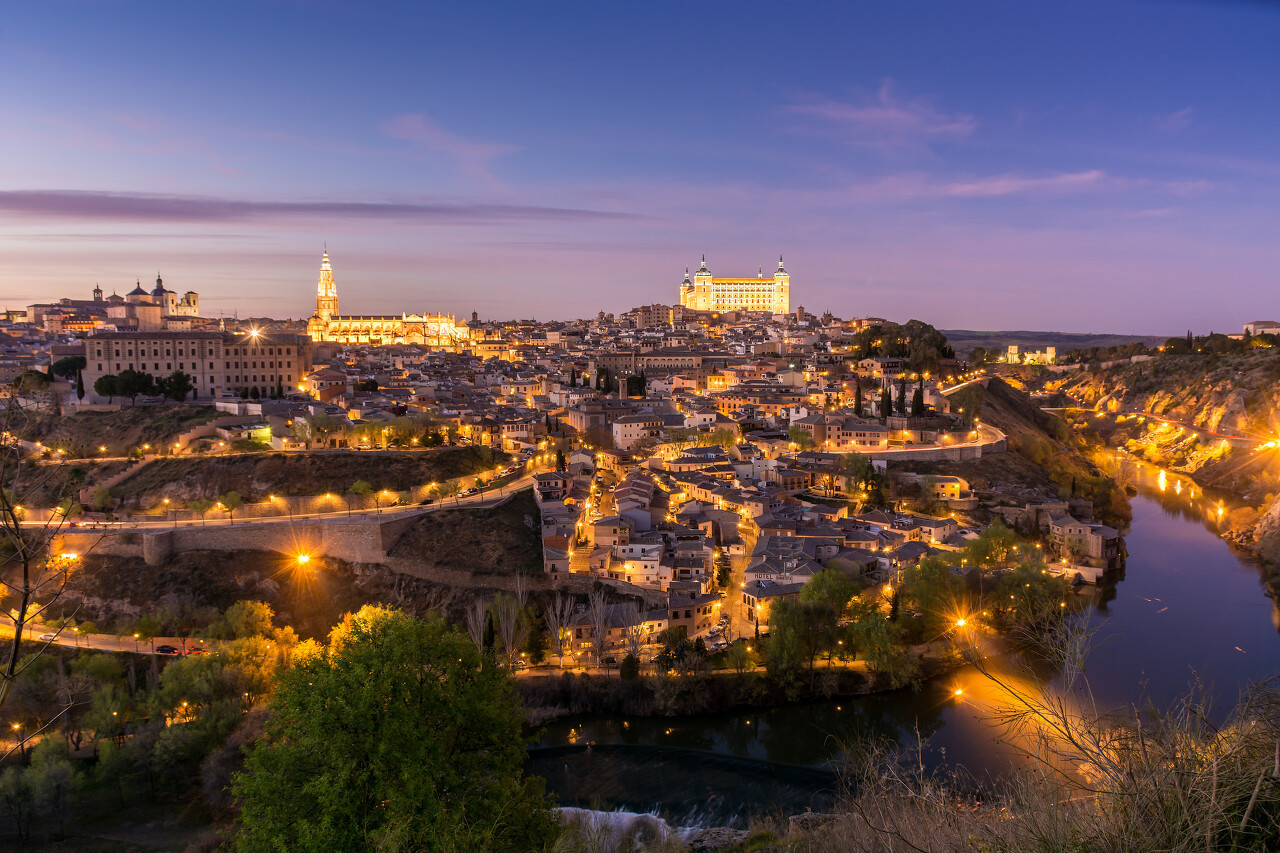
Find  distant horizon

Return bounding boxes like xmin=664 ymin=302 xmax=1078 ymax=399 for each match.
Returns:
xmin=4 ymin=2 xmax=1279 ymax=334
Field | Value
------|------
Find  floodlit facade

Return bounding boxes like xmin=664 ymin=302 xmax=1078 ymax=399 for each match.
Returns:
xmin=679 ymin=255 xmax=790 ymax=314
xmin=306 ymin=250 xmax=472 ymax=348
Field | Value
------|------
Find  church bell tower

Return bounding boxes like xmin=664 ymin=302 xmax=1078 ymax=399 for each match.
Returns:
xmin=315 ymin=248 xmax=339 ymax=322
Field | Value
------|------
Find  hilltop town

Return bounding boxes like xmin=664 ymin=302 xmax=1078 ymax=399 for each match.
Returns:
xmin=4 ymin=252 xmax=1129 ymax=665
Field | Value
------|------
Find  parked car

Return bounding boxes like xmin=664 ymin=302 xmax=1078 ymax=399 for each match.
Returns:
xmin=155 ymin=645 xmax=181 ymax=656
xmin=419 ymin=498 xmax=435 ymax=505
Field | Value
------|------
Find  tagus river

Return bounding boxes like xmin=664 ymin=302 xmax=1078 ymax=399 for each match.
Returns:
xmin=529 ymin=468 xmax=1280 ymax=826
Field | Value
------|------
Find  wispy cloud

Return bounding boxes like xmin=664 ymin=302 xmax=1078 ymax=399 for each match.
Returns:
xmin=0 ymin=190 xmax=637 ymax=224
xmin=786 ymin=80 xmax=977 ymax=150
xmin=943 ymin=169 xmax=1108 ymax=197
xmin=382 ymin=114 xmax=521 ymax=185
xmin=1154 ymin=106 xmax=1194 ymax=132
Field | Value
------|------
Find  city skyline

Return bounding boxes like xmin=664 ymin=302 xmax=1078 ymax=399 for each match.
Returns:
xmin=3 ymin=1 xmax=1280 ymax=333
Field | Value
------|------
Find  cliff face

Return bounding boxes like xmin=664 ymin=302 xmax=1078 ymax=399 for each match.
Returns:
xmin=1049 ymin=351 xmax=1280 ymax=562
xmin=1052 ymin=352 xmax=1280 ymax=439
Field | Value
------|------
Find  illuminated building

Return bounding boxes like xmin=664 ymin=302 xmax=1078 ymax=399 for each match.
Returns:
xmin=679 ymin=255 xmax=790 ymax=314
xmin=305 ymin=250 xmax=472 ymax=348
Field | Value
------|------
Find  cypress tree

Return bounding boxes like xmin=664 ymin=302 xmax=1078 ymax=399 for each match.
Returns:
xmin=854 ymin=380 xmax=863 ymax=417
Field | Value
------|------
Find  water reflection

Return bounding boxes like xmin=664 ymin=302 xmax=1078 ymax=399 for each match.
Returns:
xmin=535 ymin=473 xmax=1280 ymax=819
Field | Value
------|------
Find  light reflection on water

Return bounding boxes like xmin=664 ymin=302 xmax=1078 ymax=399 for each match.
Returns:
xmin=533 ymin=474 xmax=1279 ymax=822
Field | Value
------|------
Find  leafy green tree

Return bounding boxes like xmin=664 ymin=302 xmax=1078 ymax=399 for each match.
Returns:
xmin=115 ymin=369 xmax=153 ymax=404
xmin=770 ymin=598 xmax=836 ymax=678
xmin=232 ymin=607 xmax=556 ymax=853
xmin=93 ymin=375 xmax=119 ymax=402
xmin=347 ymin=479 xmax=373 ymax=516
xmin=911 ymin=384 xmax=925 ymax=417
xmin=218 ymin=491 xmax=243 ymax=522
xmin=51 ymin=355 xmax=86 ymax=379
xmin=215 ymin=601 xmax=276 ymax=640
xmin=189 ymin=498 xmax=214 ymax=526
xmin=158 ymin=370 xmax=194 ymax=402
xmin=787 ymin=424 xmax=815 ymax=451
xmin=879 ymin=387 xmax=892 ymax=422
xmin=88 ymin=486 xmax=113 ymax=513
xmin=764 ymin=625 xmax=804 ymax=698
xmin=619 ymin=653 xmax=640 ymax=680
xmin=801 ymin=568 xmax=856 ymax=619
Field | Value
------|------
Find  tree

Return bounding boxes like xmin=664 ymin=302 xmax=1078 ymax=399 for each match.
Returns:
xmin=911 ymin=385 xmax=925 ymax=417
xmin=357 ymin=379 xmax=379 ymax=392
xmin=437 ymin=480 xmax=461 ymax=506
xmin=788 ymin=424 xmax=815 ymax=452
xmin=801 ymin=568 xmax=856 ymax=620
xmin=0 ymin=393 xmax=101 ymax=726
xmin=218 ymin=491 xmax=243 ymax=523
xmin=465 ymin=598 xmax=488 ymax=656
xmin=115 ymin=369 xmax=153 ymax=404
xmin=347 ymin=480 xmax=373 ymax=516
xmin=726 ymin=642 xmax=753 ymax=676
xmin=215 ymin=601 xmax=276 ymax=640
xmin=543 ymin=593 xmax=573 ymax=668
xmin=853 ymin=379 xmax=863 ymax=416
xmin=555 ymin=448 xmax=566 ymax=471
xmin=189 ymin=498 xmax=214 ymax=526
xmin=93 ymin=375 xmax=118 ymax=402
xmin=88 ymin=486 xmax=113 ymax=513
xmin=715 ymin=552 xmax=732 ymax=588
xmin=232 ymin=607 xmax=557 ymax=852
xmin=764 ymin=625 xmax=804 ymax=698
xmin=896 ymin=378 xmax=907 ymax=415
xmin=879 ymin=387 xmax=892 ymax=422
xmin=619 ymin=653 xmax=639 ymax=680
xmin=50 ymin=356 xmax=86 ymax=380
xmin=249 ymin=385 xmax=261 ymax=400
xmin=75 ymin=369 xmax=85 ymax=401
xmin=586 ymin=591 xmax=610 ymax=668
xmin=158 ymin=370 xmax=194 ymax=402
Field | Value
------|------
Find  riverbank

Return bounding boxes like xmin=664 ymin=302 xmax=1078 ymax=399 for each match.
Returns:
xmin=518 ymin=645 xmax=967 ymax=725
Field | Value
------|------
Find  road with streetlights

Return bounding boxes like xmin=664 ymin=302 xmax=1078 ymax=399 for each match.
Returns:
xmin=19 ymin=470 xmax=543 ymax=532
xmin=0 ymin=622 xmax=214 ymax=656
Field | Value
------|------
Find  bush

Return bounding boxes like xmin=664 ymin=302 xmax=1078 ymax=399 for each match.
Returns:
xmin=619 ymin=653 xmax=639 ymax=680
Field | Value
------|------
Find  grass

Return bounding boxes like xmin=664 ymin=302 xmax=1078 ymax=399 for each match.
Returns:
xmin=26 ymin=405 xmax=220 ymax=458
xmin=109 ymin=446 xmax=507 ymax=504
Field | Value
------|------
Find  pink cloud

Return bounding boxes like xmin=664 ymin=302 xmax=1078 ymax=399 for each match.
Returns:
xmin=382 ymin=114 xmax=521 ymax=185
xmin=1155 ymin=106 xmax=1194 ymax=132
xmin=944 ymin=169 xmax=1108 ymax=197
xmin=786 ymin=80 xmax=977 ymax=149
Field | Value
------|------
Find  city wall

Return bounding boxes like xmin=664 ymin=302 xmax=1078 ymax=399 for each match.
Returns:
xmin=56 ymin=512 xmax=427 ymax=566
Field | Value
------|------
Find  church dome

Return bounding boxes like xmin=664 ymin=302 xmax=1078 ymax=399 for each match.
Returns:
xmin=128 ymin=281 xmax=148 ymax=297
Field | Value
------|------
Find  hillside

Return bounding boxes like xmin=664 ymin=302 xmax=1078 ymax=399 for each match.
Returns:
xmin=389 ymin=488 xmax=543 ymax=575
xmin=110 ymin=446 xmax=507 ymax=506
xmin=932 ymin=377 xmax=1129 ymax=523
xmin=26 ymin=404 xmax=221 ymax=457
xmin=942 ymin=329 xmax=1167 ymax=358
xmin=1048 ymin=349 xmax=1280 ymax=564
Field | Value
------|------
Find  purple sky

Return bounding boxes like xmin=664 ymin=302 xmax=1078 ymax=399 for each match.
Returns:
xmin=2 ymin=2 xmax=1279 ymax=334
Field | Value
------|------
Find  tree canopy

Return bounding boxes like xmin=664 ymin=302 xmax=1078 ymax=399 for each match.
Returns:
xmin=232 ymin=606 xmax=556 ymax=852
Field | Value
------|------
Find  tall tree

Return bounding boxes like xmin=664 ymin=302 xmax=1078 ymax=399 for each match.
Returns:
xmin=853 ymin=379 xmax=863 ymax=416
xmin=232 ymin=607 xmax=557 ymax=852
xmin=879 ymin=387 xmax=892 ymax=422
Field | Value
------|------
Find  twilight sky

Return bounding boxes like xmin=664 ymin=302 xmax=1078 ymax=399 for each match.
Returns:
xmin=2 ymin=1 xmax=1278 ymax=334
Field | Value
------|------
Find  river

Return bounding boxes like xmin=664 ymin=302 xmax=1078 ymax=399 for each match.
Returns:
xmin=530 ymin=466 xmax=1280 ymax=825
